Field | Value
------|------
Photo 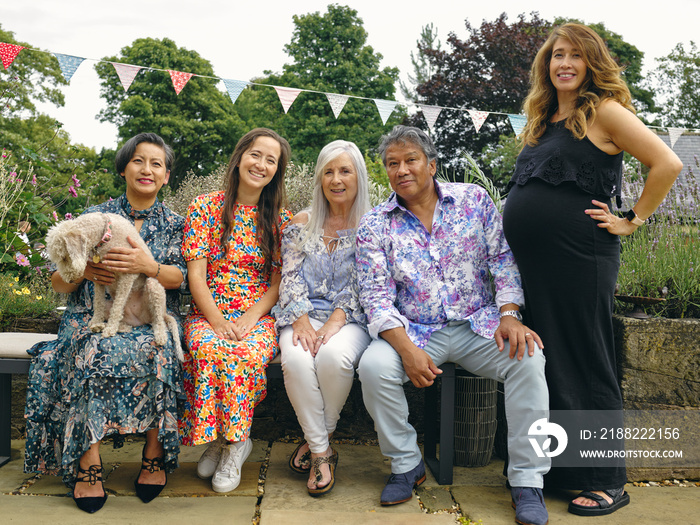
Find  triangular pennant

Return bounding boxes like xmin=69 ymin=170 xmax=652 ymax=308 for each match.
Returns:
xmin=668 ymin=127 xmax=684 ymax=149
xmin=0 ymin=42 xmax=25 ymax=69
xmin=374 ymin=99 xmax=398 ymax=125
xmin=54 ymin=53 xmax=85 ymax=82
xmin=325 ymin=93 xmax=349 ymax=119
xmin=168 ymin=70 xmax=193 ymax=95
xmin=222 ymin=79 xmax=249 ymax=105
xmin=111 ymin=62 xmax=142 ymax=91
xmin=468 ymin=109 xmax=490 ymax=133
xmin=274 ymin=86 xmax=302 ymax=113
xmin=508 ymin=114 xmax=527 ymax=136
xmin=418 ymin=104 xmax=442 ymax=133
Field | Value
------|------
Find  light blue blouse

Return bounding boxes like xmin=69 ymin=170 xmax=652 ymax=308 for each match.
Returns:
xmin=273 ymin=222 xmax=366 ymax=329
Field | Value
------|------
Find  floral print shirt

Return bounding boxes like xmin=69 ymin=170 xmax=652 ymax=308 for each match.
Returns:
xmin=356 ymin=181 xmax=523 ymax=348
xmin=273 ymin=222 xmax=365 ymax=329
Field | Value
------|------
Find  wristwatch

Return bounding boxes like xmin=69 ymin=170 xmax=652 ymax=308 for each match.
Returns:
xmin=624 ymin=208 xmax=645 ymax=226
xmin=500 ymin=310 xmax=522 ymax=322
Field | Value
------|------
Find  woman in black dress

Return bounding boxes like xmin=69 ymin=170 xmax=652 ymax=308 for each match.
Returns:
xmin=503 ymin=23 xmax=681 ymax=517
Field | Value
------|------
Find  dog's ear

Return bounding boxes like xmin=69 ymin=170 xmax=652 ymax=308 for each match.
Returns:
xmin=64 ymin=230 xmax=87 ymax=258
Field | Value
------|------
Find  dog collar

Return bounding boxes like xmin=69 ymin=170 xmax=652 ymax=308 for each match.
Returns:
xmin=92 ymin=216 xmax=113 ymax=263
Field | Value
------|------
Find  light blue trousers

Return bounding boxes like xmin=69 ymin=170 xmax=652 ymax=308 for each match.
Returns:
xmin=357 ymin=321 xmax=550 ymax=488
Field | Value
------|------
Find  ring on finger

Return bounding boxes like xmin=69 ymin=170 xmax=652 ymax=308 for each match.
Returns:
xmin=525 ymin=333 xmax=531 ymax=337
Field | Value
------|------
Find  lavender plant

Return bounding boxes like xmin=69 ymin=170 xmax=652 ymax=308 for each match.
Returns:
xmin=614 ymin=158 xmax=700 ymax=318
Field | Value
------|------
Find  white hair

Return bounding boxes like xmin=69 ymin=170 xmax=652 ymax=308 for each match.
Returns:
xmin=298 ymin=140 xmax=371 ymax=250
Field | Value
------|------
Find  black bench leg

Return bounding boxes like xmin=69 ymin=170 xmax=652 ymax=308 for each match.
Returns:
xmin=424 ymin=362 xmax=455 ymax=485
xmin=0 ymin=373 xmax=11 ymax=467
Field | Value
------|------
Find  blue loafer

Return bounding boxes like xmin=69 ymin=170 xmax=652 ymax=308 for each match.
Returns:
xmin=380 ymin=459 xmax=426 ymax=506
xmin=511 ymin=487 xmax=549 ymax=525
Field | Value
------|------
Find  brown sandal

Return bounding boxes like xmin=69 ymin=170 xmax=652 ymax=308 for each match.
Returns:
xmin=308 ymin=449 xmax=338 ymax=497
xmin=288 ymin=440 xmax=311 ymax=474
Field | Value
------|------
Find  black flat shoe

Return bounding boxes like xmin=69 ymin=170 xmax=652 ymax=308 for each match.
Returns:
xmin=73 ymin=462 xmax=107 ymax=513
xmin=134 ymin=454 xmax=167 ymax=503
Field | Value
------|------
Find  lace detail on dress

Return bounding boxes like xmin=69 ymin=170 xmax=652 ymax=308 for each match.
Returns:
xmin=509 ymin=121 xmax=623 ymax=198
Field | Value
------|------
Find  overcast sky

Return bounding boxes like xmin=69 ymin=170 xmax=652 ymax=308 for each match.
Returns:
xmin=2 ymin=0 xmax=699 ymax=150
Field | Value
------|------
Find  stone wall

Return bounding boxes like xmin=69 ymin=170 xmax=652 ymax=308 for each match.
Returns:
xmin=613 ymin=315 xmax=700 ymax=481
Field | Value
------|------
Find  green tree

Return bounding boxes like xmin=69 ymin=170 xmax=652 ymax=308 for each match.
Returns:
xmin=399 ymin=23 xmax=441 ymax=103
xmin=95 ymin=37 xmax=247 ymax=187
xmin=0 ymin=24 xmax=111 ymax=266
xmin=649 ymin=41 xmax=700 ymax=127
xmin=237 ymin=4 xmax=402 ymax=164
xmin=0 ymin=24 xmax=65 ymax=118
xmin=410 ymin=12 xmax=552 ymax=175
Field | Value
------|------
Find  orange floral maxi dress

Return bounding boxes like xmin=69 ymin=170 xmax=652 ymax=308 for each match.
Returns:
xmin=179 ymin=191 xmax=291 ymax=445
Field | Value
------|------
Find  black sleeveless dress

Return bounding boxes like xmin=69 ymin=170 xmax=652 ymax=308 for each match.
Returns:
xmin=502 ymin=120 xmax=626 ymax=490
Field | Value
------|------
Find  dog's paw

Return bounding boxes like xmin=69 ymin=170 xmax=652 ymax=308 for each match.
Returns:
xmin=154 ymin=329 xmax=168 ymax=347
xmin=89 ymin=322 xmax=105 ymax=332
xmin=118 ymin=322 xmax=133 ymax=333
xmin=102 ymin=326 xmax=117 ymax=338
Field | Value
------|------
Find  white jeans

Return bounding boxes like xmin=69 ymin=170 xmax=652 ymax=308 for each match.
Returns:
xmin=280 ymin=319 xmax=371 ymax=453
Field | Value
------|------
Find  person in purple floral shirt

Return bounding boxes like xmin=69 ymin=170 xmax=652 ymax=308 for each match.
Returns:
xmin=356 ymin=126 xmax=550 ymax=525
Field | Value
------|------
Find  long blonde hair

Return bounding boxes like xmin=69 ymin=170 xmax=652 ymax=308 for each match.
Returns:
xmin=521 ymin=23 xmax=634 ymax=146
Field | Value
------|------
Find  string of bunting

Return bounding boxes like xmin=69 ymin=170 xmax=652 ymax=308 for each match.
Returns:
xmin=1 ymin=41 xmax=697 ymax=148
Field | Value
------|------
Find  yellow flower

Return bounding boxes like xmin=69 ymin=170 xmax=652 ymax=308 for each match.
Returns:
xmin=13 ymin=289 xmax=21 ymax=295
xmin=22 ymin=287 xmax=30 ymax=295
xmin=14 ymin=276 xmax=19 ymax=282
xmin=35 ymin=295 xmax=42 ymax=300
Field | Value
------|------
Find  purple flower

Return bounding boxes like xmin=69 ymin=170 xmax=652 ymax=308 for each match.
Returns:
xmin=68 ymin=186 xmax=77 ymax=198
xmin=71 ymin=174 xmax=81 ymax=188
xmin=31 ymin=174 xmax=37 ymax=186
xmin=15 ymin=253 xmax=30 ymax=267
xmin=64 ymin=213 xmax=73 ymax=220
xmin=52 ymin=211 xmax=58 ymax=221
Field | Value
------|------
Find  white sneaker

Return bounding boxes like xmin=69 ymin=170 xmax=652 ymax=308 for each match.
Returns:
xmin=211 ymin=439 xmax=253 ymax=493
xmin=197 ymin=437 xmax=224 ymax=479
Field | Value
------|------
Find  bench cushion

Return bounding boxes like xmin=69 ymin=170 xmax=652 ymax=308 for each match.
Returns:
xmin=0 ymin=332 xmax=57 ymax=359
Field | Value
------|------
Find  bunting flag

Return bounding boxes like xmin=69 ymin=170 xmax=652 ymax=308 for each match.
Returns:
xmin=508 ymin=114 xmax=527 ymax=136
xmin=668 ymin=127 xmax=684 ymax=149
xmin=374 ymin=99 xmax=397 ymax=125
xmin=222 ymin=78 xmax=249 ymax=105
xmin=54 ymin=53 xmax=85 ymax=82
xmin=111 ymin=62 xmax=142 ymax=92
xmin=468 ymin=109 xmax=490 ymax=132
xmin=418 ymin=104 xmax=442 ymax=133
xmin=326 ymin=93 xmax=349 ymax=119
xmin=0 ymin=42 xmax=24 ymax=69
xmin=3 ymin=41 xmax=692 ymax=143
xmin=168 ymin=70 xmax=193 ymax=95
xmin=274 ymin=86 xmax=302 ymax=113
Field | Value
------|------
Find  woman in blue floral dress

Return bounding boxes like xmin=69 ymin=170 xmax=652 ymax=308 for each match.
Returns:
xmin=24 ymin=133 xmax=186 ymax=513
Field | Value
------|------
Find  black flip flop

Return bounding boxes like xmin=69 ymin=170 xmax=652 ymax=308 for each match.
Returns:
xmin=568 ymin=489 xmax=630 ymax=516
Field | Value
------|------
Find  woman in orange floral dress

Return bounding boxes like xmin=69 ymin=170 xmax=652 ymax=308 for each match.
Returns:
xmin=179 ymin=128 xmax=292 ymax=493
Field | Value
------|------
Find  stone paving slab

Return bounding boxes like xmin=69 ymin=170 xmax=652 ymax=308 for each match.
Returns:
xmin=451 ymin=484 xmax=700 ymax=525
xmin=1 ymin=493 xmax=259 ymax=524
xmin=3 ymin=439 xmax=698 ymax=524
xmin=261 ymin=441 xmax=433 ymax=516
xmin=260 ymin=510 xmax=458 ymax=524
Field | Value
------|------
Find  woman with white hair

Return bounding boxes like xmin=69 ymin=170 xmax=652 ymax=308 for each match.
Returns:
xmin=273 ymin=140 xmax=371 ymax=496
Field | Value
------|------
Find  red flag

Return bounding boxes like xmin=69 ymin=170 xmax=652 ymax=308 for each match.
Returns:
xmin=0 ymin=42 xmax=25 ymax=69
xmin=168 ymin=70 xmax=193 ymax=95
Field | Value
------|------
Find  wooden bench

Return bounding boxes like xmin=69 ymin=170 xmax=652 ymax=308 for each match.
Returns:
xmin=0 ymin=335 xmax=460 ymax=484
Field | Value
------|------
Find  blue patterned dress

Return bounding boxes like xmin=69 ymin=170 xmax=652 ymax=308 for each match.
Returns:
xmin=23 ymin=195 xmax=186 ymax=485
